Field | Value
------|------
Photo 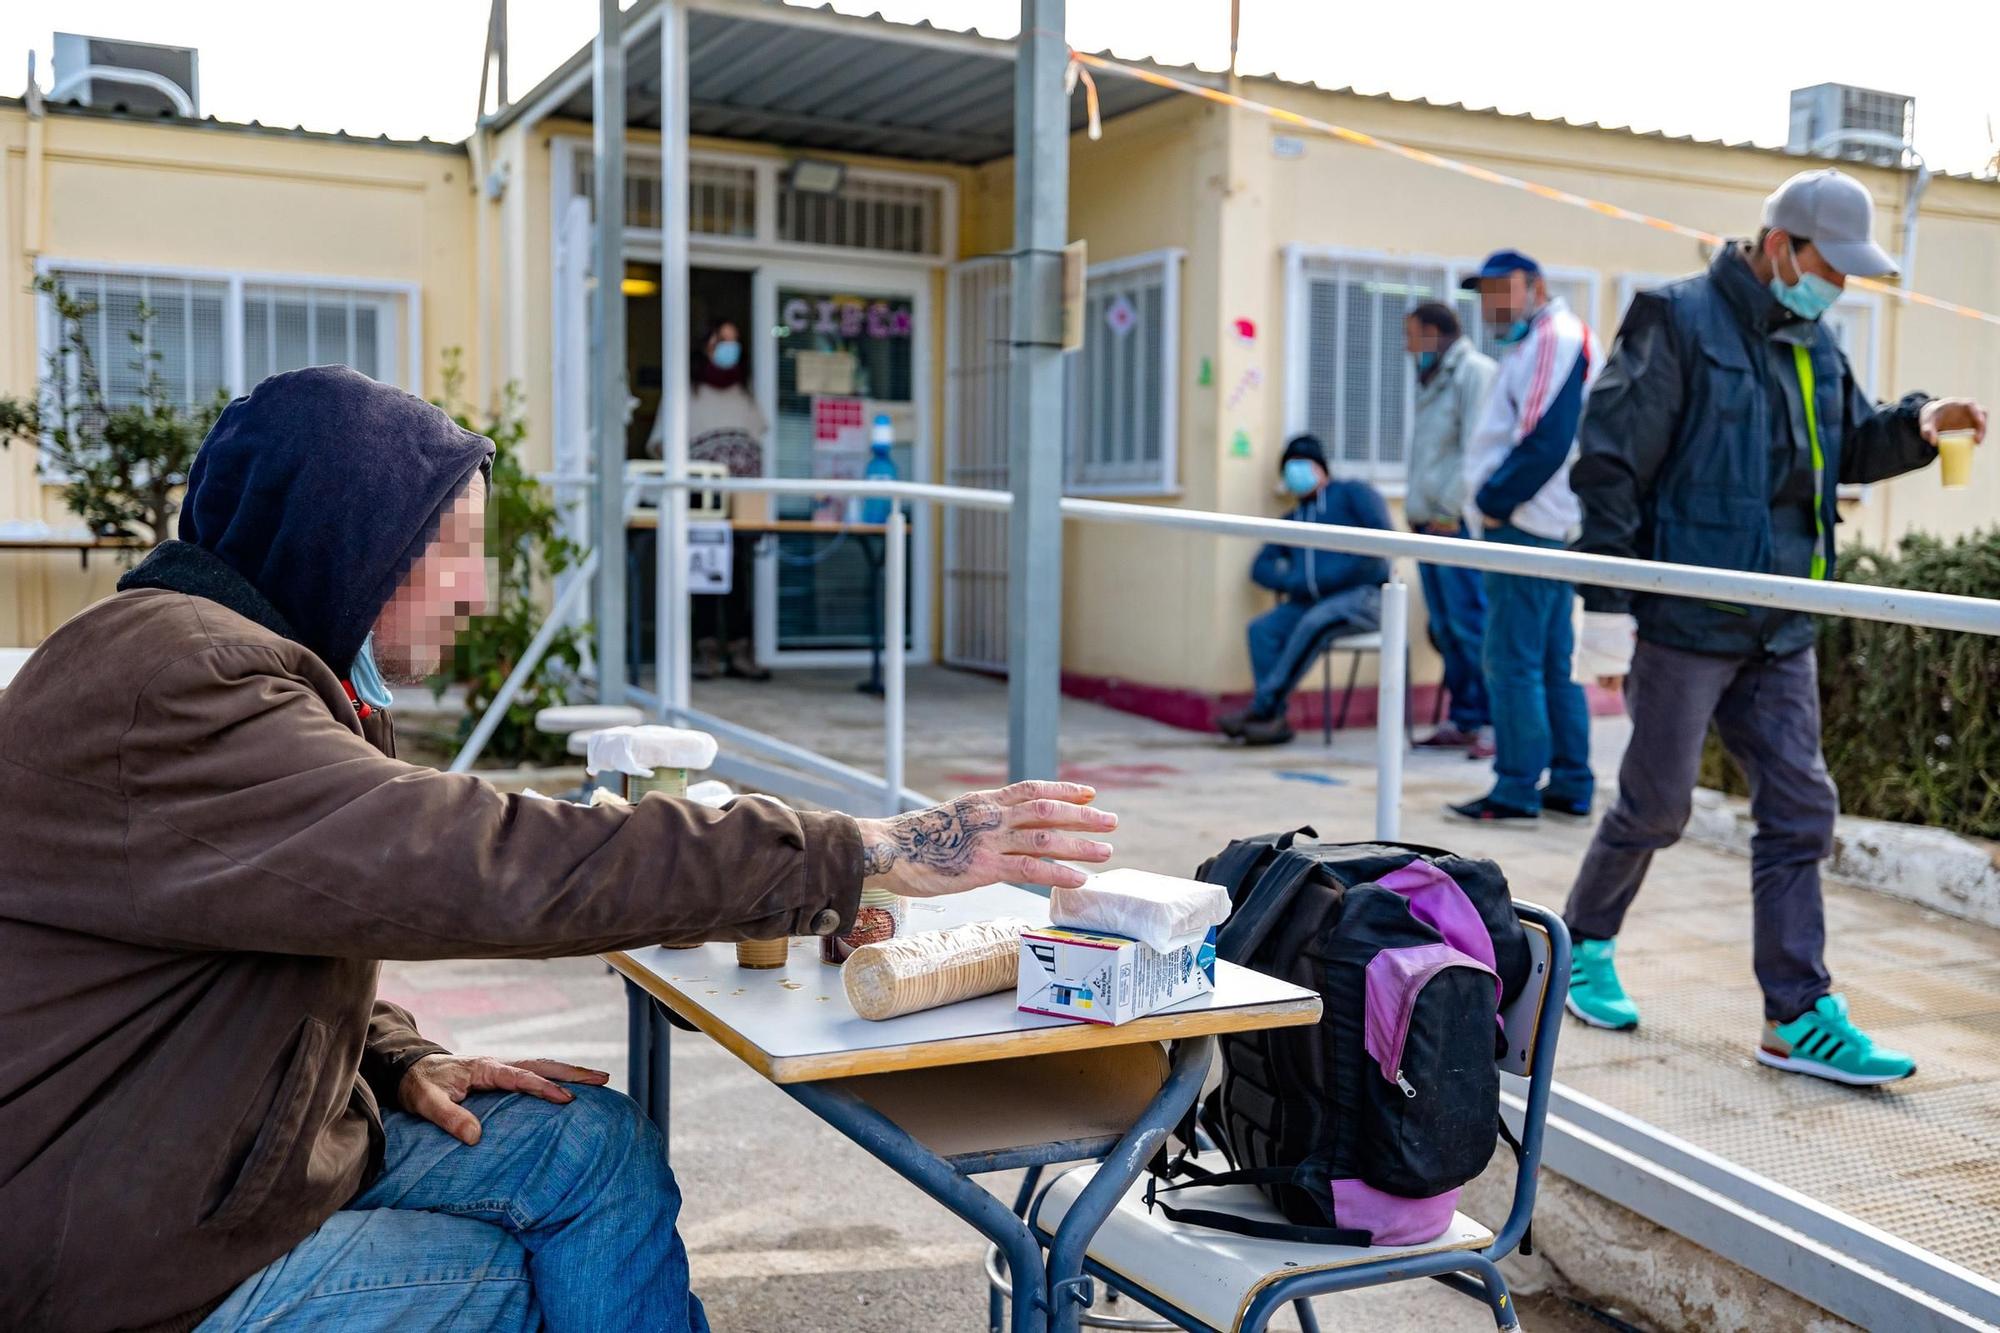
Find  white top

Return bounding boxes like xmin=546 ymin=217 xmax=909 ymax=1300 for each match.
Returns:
xmin=605 ymin=883 xmax=1320 ymax=1084
xmin=647 ymin=383 xmax=768 ymax=472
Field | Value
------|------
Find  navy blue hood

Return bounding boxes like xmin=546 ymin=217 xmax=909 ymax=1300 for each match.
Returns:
xmin=145 ymin=365 xmax=494 ymax=676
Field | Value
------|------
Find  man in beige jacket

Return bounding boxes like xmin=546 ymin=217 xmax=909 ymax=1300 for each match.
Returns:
xmin=0 ymin=366 xmax=1113 ymax=1332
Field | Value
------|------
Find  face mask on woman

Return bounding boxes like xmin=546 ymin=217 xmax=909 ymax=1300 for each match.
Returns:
xmin=710 ymin=339 xmax=742 ymax=371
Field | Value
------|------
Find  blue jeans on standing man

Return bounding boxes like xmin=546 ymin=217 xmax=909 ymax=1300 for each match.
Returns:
xmin=198 ymin=1086 xmax=708 ymax=1332
xmin=1246 ymin=583 xmax=1382 ymax=719
xmin=1481 ymin=524 xmax=1592 ymax=811
xmin=1416 ymin=522 xmax=1489 ymax=732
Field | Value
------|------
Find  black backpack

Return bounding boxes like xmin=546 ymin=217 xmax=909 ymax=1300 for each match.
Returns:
xmin=1146 ymin=828 xmax=1531 ymax=1247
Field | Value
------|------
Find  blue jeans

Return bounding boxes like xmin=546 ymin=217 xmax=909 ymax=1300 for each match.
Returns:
xmin=1481 ymin=525 xmax=1592 ymax=810
xmin=1416 ymin=523 xmax=1489 ymax=731
xmin=1247 ymin=584 xmax=1382 ymax=718
xmin=198 ymin=1087 xmax=708 ymax=1332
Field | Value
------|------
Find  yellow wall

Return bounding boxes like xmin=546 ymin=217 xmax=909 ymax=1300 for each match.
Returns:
xmin=1027 ymin=81 xmax=2000 ymax=702
xmin=0 ymin=105 xmax=477 ymax=644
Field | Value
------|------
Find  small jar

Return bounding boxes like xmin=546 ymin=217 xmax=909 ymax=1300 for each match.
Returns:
xmin=821 ymin=886 xmax=904 ymax=965
xmin=629 ymin=768 xmax=688 ymax=800
xmin=735 ymin=937 xmax=790 ymax=969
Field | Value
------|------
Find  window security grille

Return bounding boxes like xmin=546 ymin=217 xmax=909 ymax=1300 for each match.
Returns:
xmin=1066 ymin=253 xmax=1179 ymax=494
xmin=1293 ymin=254 xmax=1596 ymax=483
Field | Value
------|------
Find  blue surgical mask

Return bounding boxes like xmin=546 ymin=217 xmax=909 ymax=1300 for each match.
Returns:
xmin=1415 ymin=350 xmax=1440 ymax=374
xmin=1768 ymin=244 xmax=1840 ymax=322
xmin=349 ymin=633 xmax=396 ymax=712
xmin=710 ymin=340 xmax=742 ymax=370
xmin=1493 ymin=317 xmax=1532 ymax=346
xmin=1282 ymin=459 xmax=1321 ymax=496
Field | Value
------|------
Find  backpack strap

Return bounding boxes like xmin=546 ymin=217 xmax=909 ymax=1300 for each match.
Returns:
xmin=1496 ymin=1113 xmax=1534 ymax=1257
xmin=1201 ymin=827 xmax=1316 ymax=893
xmin=1215 ymin=850 xmax=1326 ymax=963
xmin=1143 ymin=1170 xmax=1374 ymax=1247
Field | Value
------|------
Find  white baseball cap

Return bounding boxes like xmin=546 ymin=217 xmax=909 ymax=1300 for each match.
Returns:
xmin=1762 ymin=168 xmax=1898 ymax=278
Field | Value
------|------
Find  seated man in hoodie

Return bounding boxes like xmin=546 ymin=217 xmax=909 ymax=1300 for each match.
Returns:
xmin=1219 ymin=433 xmax=1392 ymax=746
xmin=0 ymin=366 xmax=1115 ymax=1333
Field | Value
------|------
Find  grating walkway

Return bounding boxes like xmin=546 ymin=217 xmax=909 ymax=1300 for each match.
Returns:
xmin=686 ymin=666 xmax=2000 ymax=1289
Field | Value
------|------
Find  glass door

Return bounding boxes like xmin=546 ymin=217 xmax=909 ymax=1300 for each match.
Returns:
xmin=766 ymin=284 xmax=919 ymax=655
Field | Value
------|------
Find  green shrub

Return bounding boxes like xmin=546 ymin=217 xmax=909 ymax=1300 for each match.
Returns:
xmin=1699 ymin=529 xmax=2000 ymax=838
xmin=430 ymin=351 xmax=587 ymax=768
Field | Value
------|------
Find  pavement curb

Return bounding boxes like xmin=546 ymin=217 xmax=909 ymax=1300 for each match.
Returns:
xmin=1685 ymin=787 xmax=2000 ymax=929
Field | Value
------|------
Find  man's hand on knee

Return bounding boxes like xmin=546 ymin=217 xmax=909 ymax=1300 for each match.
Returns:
xmin=400 ymin=1054 xmax=612 ymax=1146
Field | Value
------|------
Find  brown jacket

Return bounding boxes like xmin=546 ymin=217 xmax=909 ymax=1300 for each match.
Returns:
xmin=0 ymin=574 xmax=862 ymax=1330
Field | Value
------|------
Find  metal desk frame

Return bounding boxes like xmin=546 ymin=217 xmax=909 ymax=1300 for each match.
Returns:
xmin=620 ymin=982 xmax=1232 ymax=1333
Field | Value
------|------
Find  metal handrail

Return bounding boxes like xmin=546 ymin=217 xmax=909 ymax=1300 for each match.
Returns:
xmin=650 ymin=475 xmax=2000 ymax=638
xmin=452 ymin=470 xmax=2000 ymax=781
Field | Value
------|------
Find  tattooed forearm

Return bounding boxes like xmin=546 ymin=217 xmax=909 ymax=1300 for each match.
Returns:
xmin=863 ymin=796 xmax=1003 ymax=880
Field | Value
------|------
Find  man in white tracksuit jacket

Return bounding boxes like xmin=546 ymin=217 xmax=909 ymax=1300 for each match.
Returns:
xmin=1448 ymin=249 xmax=1597 ymax=826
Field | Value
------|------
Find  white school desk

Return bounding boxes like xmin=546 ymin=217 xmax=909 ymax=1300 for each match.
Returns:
xmin=603 ymin=882 xmax=1318 ymax=1333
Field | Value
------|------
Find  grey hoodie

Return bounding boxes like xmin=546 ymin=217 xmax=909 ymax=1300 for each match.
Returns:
xmin=1406 ymin=337 xmax=1497 ymax=528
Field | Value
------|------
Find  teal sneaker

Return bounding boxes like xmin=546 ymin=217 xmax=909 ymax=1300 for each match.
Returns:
xmin=1565 ymin=938 xmax=1639 ymax=1031
xmin=1758 ymin=994 xmax=1915 ymax=1087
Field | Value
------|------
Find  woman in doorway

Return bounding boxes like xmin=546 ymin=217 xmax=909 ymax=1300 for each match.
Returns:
xmin=653 ymin=319 xmax=770 ymax=681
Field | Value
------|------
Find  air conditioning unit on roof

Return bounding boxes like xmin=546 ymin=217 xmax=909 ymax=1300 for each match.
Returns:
xmin=1787 ymin=83 xmax=1914 ymax=168
xmin=51 ymin=32 xmax=200 ymax=118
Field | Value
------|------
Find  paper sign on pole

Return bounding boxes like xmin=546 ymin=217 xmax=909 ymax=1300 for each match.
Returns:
xmin=1061 ymin=239 xmax=1088 ymax=353
xmin=687 ymin=521 xmax=732 ymax=595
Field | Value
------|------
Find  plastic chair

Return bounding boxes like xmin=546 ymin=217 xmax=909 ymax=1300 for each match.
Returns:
xmin=1013 ymin=902 xmax=1571 ymax=1333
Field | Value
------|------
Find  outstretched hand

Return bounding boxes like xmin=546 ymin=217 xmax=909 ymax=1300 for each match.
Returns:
xmin=856 ymin=780 xmax=1117 ymax=898
xmin=399 ymin=1054 xmax=610 ymax=1146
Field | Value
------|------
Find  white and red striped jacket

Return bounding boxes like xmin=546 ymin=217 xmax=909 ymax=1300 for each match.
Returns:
xmin=1460 ymin=296 xmax=1596 ymax=542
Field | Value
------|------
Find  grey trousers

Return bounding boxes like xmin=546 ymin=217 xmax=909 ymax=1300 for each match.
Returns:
xmin=1564 ymin=639 xmax=1837 ymax=1022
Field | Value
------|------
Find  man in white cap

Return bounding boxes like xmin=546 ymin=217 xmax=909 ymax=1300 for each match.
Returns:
xmin=1560 ymin=168 xmax=1987 ymax=1085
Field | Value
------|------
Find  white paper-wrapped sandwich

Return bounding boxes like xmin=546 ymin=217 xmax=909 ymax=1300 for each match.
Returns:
xmin=1048 ymin=868 xmax=1231 ymax=952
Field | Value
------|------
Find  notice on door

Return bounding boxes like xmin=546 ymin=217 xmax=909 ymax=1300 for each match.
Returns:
xmin=687 ymin=521 xmax=733 ymax=596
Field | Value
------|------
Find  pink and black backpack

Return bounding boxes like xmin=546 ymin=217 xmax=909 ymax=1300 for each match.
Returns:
xmin=1147 ymin=830 xmax=1531 ymax=1247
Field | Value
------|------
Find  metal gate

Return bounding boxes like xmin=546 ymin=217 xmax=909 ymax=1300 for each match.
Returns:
xmin=943 ymin=256 xmax=1012 ymax=672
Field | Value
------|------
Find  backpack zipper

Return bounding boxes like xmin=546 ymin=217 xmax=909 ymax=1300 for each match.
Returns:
xmin=1395 ymin=1071 xmax=1417 ymax=1099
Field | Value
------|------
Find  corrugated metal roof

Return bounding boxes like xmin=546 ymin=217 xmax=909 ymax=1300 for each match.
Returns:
xmin=517 ymin=0 xmax=1181 ymax=164
xmin=3 ymin=92 xmax=468 ymax=155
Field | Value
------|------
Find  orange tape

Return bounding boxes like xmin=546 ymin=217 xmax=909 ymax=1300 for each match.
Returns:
xmin=1070 ymin=50 xmax=2000 ymax=331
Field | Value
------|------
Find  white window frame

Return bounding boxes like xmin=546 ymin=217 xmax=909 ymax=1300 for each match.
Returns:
xmin=1065 ymin=248 xmax=1183 ymax=498
xmin=1282 ymin=245 xmax=1601 ymax=493
xmin=34 ymin=257 xmax=423 ymax=398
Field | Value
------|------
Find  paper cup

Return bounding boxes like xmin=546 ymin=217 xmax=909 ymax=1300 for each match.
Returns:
xmin=1938 ymin=431 xmax=1975 ymax=490
xmin=735 ymin=937 xmax=790 ymax=969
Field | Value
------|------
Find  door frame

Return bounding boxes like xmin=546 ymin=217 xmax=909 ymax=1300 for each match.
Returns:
xmin=548 ymin=170 xmax=940 ymax=671
xmin=747 ymin=257 xmax=934 ymax=669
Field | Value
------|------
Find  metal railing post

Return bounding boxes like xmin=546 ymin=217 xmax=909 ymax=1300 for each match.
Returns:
xmin=884 ymin=505 xmax=908 ymax=815
xmin=1375 ymin=577 xmax=1408 ymax=841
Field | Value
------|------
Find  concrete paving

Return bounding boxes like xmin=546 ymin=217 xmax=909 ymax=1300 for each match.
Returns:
xmin=385 ymin=666 xmax=2000 ymax=1327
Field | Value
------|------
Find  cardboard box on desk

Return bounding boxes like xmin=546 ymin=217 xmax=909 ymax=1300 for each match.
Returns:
xmin=1016 ymin=926 xmax=1218 ymax=1026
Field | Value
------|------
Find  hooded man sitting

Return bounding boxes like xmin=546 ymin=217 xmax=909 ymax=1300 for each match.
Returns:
xmin=0 ymin=366 xmax=1114 ymax=1333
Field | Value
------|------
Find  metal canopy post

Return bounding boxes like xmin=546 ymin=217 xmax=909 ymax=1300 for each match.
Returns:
xmin=1006 ymin=0 xmax=1069 ymax=784
xmin=656 ymin=0 xmax=692 ymax=717
xmin=591 ymin=0 xmax=628 ymax=706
